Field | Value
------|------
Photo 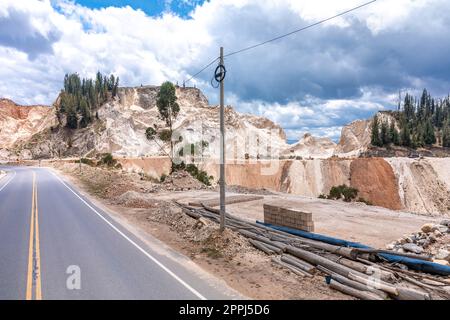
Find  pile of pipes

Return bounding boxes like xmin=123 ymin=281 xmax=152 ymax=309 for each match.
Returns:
xmin=175 ymin=200 xmax=450 ymax=300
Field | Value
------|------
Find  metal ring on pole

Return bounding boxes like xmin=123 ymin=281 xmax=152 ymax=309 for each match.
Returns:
xmin=214 ymin=64 xmax=226 ymax=83
xmin=210 ymin=77 xmax=219 ymax=89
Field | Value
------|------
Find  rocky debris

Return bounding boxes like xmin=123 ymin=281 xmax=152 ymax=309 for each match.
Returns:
xmin=421 ymin=223 xmax=435 ymax=233
xmin=386 ymin=221 xmax=450 ymax=265
xmin=435 ymin=249 xmax=450 ymax=261
xmin=160 ymin=170 xmax=210 ymax=192
xmin=440 ymin=219 xmax=450 ymax=227
xmin=433 ymin=225 xmax=449 ymax=234
xmin=224 ymin=185 xmax=275 ymax=196
xmin=402 ymin=243 xmax=424 ymax=254
xmin=115 ymin=191 xmax=171 ymax=210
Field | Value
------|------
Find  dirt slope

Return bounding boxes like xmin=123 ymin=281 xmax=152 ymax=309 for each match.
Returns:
xmin=0 ymin=98 xmax=56 ymax=153
xmin=386 ymin=158 xmax=450 ymax=215
xmin=350 ymin=158 xmax=402 ymax=210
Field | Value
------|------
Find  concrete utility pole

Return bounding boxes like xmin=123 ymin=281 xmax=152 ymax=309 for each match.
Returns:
xmin=219 ymin=47 xmax=226 ymax=232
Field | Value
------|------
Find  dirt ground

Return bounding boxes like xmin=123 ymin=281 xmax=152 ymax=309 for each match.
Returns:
xmin=49 ymin=162 xmax=350 ymax=300
xmin=155 ymin=190 xmax=438 ymax=249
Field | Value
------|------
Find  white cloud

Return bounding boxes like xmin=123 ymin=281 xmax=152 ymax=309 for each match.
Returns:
xmin=0 ymin=0 xmax=449 ymax=139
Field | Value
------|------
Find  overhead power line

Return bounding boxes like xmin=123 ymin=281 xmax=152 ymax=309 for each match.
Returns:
xmin=183 ymin=57 xmax=219 ymax=85
xmin=183 ymin=0 xmax=376 ymax=84
xmin=224 ymin=0 xmax=377 ymax=57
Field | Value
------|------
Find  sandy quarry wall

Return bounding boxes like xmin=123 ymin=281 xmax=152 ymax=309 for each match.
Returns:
xmin=128 ymin=156 xmax=450 ymax=216
xmin=202 ymin=158 xmax=351 ymax=197
xmin=118 ymin=157 xmax=172 ymax=179
xmin=350 ymin=158 xmax=402 ymax=210
xmin=386 ymin=157 xmax=450 ymax=215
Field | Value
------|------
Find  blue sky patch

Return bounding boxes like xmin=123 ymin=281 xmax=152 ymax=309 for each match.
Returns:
xmin=73 ymin=0 xmax=207 ymax=18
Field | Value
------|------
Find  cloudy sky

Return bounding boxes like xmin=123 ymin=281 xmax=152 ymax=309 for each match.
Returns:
xmin=0 ymin=0 xmax=449 ymax=142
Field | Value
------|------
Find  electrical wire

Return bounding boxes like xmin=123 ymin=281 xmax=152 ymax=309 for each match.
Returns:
xmin=183 ymin=57 xmax=219 ymax=85
xmin=224 ymin=0 xmax=376 ymax=57
xmin=182 ymin=0 xmax=376 ymax=84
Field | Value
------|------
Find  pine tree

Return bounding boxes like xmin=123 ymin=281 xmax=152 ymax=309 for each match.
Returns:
xmin=371 ymin=115 xmax=382 ymax=147
xmin=389 ymin=121 xmax=400 ymax=145
xmin=443 ymin=121 xmax=450 ymax=147
xmin=66 ymin=106 xmax=78 ymax=129
xmin=79 ymin=98 xmax=91 ymax=128
xmin=380 ymin=121 xmax=390 ymax=145
xmin=400 ymin=125 xmax=411 ymax=147
xmin=112 ymin=77 xmax=119 ymax=97
xmin=423 ymin=119 xmax=436 ymax=145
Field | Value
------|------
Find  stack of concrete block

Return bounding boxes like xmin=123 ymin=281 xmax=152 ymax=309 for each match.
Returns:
xmin=263 ymin=203 xmax=314 ymax=232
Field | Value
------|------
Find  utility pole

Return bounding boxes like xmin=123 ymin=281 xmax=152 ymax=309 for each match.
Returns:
xmin=219 ymin=47 xmax=226 ymax=232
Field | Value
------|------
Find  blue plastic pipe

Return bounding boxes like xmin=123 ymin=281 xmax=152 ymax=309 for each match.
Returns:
xmin=257 ymin=221 xmax=450 ymax=276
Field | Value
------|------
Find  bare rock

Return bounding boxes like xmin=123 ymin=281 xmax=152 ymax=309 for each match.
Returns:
xmin=432 ymin=225 xmax=449 ymax=233
xmin=435 ymin=249 xmax=450 ymax=261
xmin=434 ymin=230 xmax=443 ymax=237
xmin=432 ymin=259 xmax=450 ymax=266
xmin=417 ymin=239 xmax=429 ymax=247
xmin=440 ymin=219 xmax=450 ymax=227
xmin=403 ymin=243 xmax=424 ymax=254
xmin=421 ymin=223 xmax=435 ymax=233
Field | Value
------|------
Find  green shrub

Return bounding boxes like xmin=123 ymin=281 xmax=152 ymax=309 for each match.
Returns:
xmin=159 ymin=129 xmax=172 ymax=142
xmin=327 ymin=184 xmax=359 ymax=202
xmin=171 ymin=161 xmax=186 ymax=173
xmin=145 ymin=127 xmax=156 ymax=140
xmin=318 ymin=194 xmax=327 ymax=199
xmin=99 ymin=153 xmax=117 ymax=167
xmin=342 ymin=186 xmax=358 ymax=202
xmin=186 ymin=163 xmax=199 ymax=176
xmin=328 ymin=185 xmax=343 ymax=200
xmin=172 ymin=162 xmax=211 ymax=186
xmin=76 ymin=158 xmax=95 ymax=166
xmin=196 ymin=170 xmax=211 ymax=186
xmin=160 ymin=174 xmax=167 ymax=183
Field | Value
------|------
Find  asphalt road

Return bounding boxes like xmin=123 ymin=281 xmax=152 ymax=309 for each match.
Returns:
xmin=0 ymin=166 xmax=238 ymax=300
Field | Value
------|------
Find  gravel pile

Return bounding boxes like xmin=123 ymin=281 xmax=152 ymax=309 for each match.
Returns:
xmin=386 ymin=219 xmax=450 ymax=265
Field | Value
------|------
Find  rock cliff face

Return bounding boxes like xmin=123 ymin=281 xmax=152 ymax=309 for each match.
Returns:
xmin=282 ymin=133 xmax=336 ymax=159
xmin=203 ymin=156 xmax=450 ymax=216
xmin=1 ymin=87 xmax=450 ymax=216
xmin=334 ymin=119 xmax=372 ymax=157
xmin=0 ymin=98 xmax=56 ymax=159
xmin=9 ymin=86 xmax=288 ymax=159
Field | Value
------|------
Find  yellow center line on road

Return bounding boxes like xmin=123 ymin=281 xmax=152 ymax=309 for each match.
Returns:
xmin=34 ymin=174 xmax=42 ymax=300
xmin=25 ymin=172 xmax=42 ymax=300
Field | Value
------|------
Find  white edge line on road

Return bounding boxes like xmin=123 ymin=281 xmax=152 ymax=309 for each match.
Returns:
xmin=50 ymin=170 xmax=207 ymax=300
xmin=0 ymin=170 xmax=16 ymax=193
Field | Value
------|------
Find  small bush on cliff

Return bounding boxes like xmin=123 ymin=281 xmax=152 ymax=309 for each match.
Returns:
xmin=159 ymin=129 xmax=172 ymax=142
xmin=99 ymin=153 xmax=117 ymax=167
xmin=75 ymin=158 xmax=96 ymax=166
xmin=171 ymin=162 xmax=211 ymax=186
xmin=327 ymin=185 xmax=358 ymax=202
xmin=145 ymin=127 xmax=156 ymax=140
